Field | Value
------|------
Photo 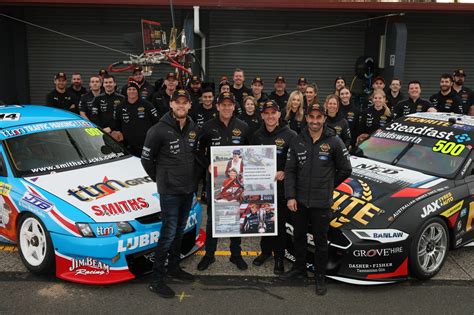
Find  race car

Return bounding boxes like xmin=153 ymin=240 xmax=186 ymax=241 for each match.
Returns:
xmin=286 ymin=112 xmax=474 ymax=285
xmin=0 ymin=105 xmax=204 ymax=284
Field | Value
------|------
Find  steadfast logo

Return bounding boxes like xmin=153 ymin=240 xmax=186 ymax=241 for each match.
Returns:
xmin=386 ymin=122 xmax=454 ymax=140
xmin=421 ymin=192 xmax=454 ymax=218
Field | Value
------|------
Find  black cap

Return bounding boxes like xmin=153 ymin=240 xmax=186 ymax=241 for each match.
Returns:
xmin=274 ymin=75 xmax=286 ymax=83
xmin=54 ymin=72 xmax=67 ymax=80
xmin=373 ymin=76 xmax=385 ymax=84
xmin=171 ymin=89 xmax=191 ymax=102
xmin=217 ymin=92 xmax=236 ymax=104
xmin=261 ymin=100 xmax=280 ymax=112
xmin=252 ymin=77 xmax=264 ymax=85
xmin=453 ymin=69 xmax=466 ymax=77
xmin=306 ymin=102 xmax=326 ymax=115
xmin=297 ymin=77 xmax=308 ymax=84
xmin=166 ymin=72 xmax=177 ymax=80
xmin=132 ymin=66 xmax=143 ymax=74
xmin=98 ymin=69 xmax=108 ymax=76
xmin=190 ymin=75 xmax=202 ymax=84
xmin=127 ymin=80 xmax=140 ymax=90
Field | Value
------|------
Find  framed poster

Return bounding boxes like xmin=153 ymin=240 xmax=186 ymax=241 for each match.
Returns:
xmin=210 ymin=145 xmax=277 ymax=238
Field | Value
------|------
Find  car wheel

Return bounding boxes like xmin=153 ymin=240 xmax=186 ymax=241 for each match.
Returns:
xmin=17 ymin=213 xmax=55 ymax=274
xmin=409 ymin=217 xmax=449 ymax=280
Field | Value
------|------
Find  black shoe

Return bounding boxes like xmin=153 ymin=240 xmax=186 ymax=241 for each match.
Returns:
xmin=197 ymin=256 xmax=215 ymax=271
xmin=315 ymin=275 xmax=327 ymax=296
xmin=168 ymin=267 xmax=194 ymax=282
xmin=273 ymin=257 xmax=284 ymax=275
xmin=278 ymin=267 xmax=307 ymax=281
xmin=149 ymin=281 xmax=175 ymax=298
xmin=230 ymin=256 xmax=248 ymax=270
xmin=253 ymin=253 xmax=272 ymax=266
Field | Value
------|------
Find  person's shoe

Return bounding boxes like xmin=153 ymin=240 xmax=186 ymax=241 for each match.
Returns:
xmin=168 ymin=267 xmax=194 ymax=282
xmin=315 ymin=275 xmax=327 ymax=296
xmin=273 ymin=257 xmax=284 ymax=275
xmin=278 ymin=267 xmax=307 ymax=281
xmin=149 ymin=281 xmax=175 ymax=298
xmin=230 ymin=256 xmax=248 ymax=270
xmin=253 ymin=253 xmax=272 ymax=266
xmin=197 ymin=256 xmax=215 ymax=271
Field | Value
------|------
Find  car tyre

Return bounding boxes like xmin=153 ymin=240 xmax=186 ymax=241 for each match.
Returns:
xmin=17 ymin=213 xmax=55 ymax=274
xmin=409 ymin=217 xmax=449 ymax=280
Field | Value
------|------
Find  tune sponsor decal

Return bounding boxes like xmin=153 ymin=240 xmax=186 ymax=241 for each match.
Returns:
xmin=69 ymin=257 xmax=110 ymax=276
xmin=420 ymin=192 xmax=453 ymax=218
xmin=67 ymin=176 xmax=153 ymax=202
xmin=91 ymin=197 xmax=149 ymax=216
xmin=331 ymin=191 xmax=381 ymax=228
xmin=117 ymin=231 xmax=160 ymax=253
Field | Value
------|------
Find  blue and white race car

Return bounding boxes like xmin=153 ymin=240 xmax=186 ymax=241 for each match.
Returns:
xmin=0 ymin=105 xmax=204 ymax=284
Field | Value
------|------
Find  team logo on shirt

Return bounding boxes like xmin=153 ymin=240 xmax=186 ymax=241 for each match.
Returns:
xmin=334 ymin=126 xmax=342 ymax=134
xmin=232 ymin=128 xmax=242 ymax=137
xmin=114 ymin=100 xmax=121 ymax=106
xmin=320 ymin=143 xmax=330 ymax=152
xmin=275 ymin=138 xmax=285 ymax=146
xmin=137 ymin=107 xmax=145 ymax=112
xmin=188 ymin=130 xmax=197 ymax=140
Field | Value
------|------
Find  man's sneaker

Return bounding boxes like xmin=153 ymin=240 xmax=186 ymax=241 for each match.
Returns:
xmin=230 ymin=256 xmax=248 ymax=270
xmin=278 ymin=267 xmax=307 ymax=281
xmin=315 ymin=275 xmax=327 ymax=296
xmin=149 ymin=281 xmax=175 ymax=298
xmin=273 ymin=257 xmax=284 ymax=275
xmin=252 ymin=253 xmax=272 ymax=266
xmin=168 ymin=267 xmax=194 ymax=282
xmin=197 ymin=256 xmax=215 ymax=271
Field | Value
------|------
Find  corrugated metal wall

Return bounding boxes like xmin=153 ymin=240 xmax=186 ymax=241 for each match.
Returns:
xmin=403 ymin=13 xmax=474 ymax=97
xmin=206 ymin=10 xmax=367 ymax=98
xmin=24 ymin=7 xmax=176 ymax=104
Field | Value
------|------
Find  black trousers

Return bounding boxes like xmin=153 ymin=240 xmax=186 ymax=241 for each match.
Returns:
xmin=204 ymin=172 xmax=242 ymax=257
xmin=292 ymin=205 xmax=331 ymax=276
xmin=260 ymin=189 xmax=287 ymax=258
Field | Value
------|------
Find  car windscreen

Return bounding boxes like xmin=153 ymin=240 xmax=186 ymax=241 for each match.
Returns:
xmin=4 ymin=127 xmax=129 ymax=176
xmin=358 ymin=133 xmax=471 ymax=178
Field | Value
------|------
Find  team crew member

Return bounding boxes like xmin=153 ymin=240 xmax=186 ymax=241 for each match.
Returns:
xmin=46 ymin=72 xmax=77 ymax=112
xmin=120 ymin=66 xmax=155 ymax=100
xmin=297 ymin=77 xmax=308 ymax=93
xmin=357 ymin=90 xmax=392 ymax=145
xmin=141 ymin=89 xmax=198 ymax=299
xmin=339 ymin=87 xmax=359 ymax=147
xmin=325 ymin=95 xmax=351 ymax=149
xmin=190 ymin=87 xmax=217 ymax=130
xmin=196 ymin=92 xmax=250 ymax=271
xmin=452 ymin=69 xmax=473 ymax=114
xmin=334 ymin=76 xmax=346 ymax=95
xmin=429 ymin=74 xmax=463 ymax=113
xmin=303 ymin=84 xmax=318 ymax=110
xmin=281 ymin=102 xmax=352 ymax=296
xmin=230 ymin=68 xmax=252 ymax=107
xmin=250 ymin=77 xmax=269 ymax=109
xmin=187 ymin=75 xmax=203 ymax=109
xmin=67 ymin=73 xmax=87 ymax=103
xmin=239 ymin=96 xmax=262 ymax=136
xmin=269 ymin=76 xmax=289 ymax=111
xmin=151 ymin=72 xmax=179 ymax=119
xmin=284 ymin=90 xmax=306 ymax=134
xmin=386 ymin=78 xmax=404 ymax=112
xmin=89 ymin=75 xmax=125 ymax=133
xmin=113 ymin=80 xmax=159 ymax=156
xmin=392 ymin=80 xmax=432 ymax=119
xmin=251 ymin=100 xmax=297 ymax=275
xmin=78 ymin=75 xmax=102 ymax=120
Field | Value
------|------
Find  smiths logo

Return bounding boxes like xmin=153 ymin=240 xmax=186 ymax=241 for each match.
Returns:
xmin=67 ymin=176 xmax=153 ymax=202
xmin=320 ymin=143 xmax=330 ymax=152
xmin=189 ymin=130 xmax=197 ymax=140
xmin=275 ymin=138 xmax=285 ymax=146
xmin=232 ymin=128 xmax=242 ymax=137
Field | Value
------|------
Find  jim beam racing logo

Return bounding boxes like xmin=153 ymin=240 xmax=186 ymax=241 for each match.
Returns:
xmin=69 ymin=257 xmax=110 ymax=276
xmin=331 ymin=190 xmax=381 ymax=228
xmin=420 ymin=192 xmax=454 ymax=218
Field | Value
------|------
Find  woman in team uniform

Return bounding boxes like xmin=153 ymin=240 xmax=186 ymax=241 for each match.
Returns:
xmin=357 ymin=90 xmax=392 ymax=145
xmin=284 ymin=90 xmax=305 ymax=134
xmin=325 ymin=94 xmax=352 ymax=149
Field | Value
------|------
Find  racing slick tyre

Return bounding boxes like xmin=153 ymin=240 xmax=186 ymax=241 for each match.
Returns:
xmin=17 ymin=213 xmax=55 ymax=275
xmin=409 ymin=217 xmax=449 ymax=280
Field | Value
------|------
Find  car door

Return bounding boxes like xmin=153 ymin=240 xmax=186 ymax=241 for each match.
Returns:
xmin=0 ymin=145 xmax=20 ymax=243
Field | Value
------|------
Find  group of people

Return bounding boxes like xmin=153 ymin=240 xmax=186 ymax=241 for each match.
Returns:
xmin=42 ymin=66 xmax=472 ymax=298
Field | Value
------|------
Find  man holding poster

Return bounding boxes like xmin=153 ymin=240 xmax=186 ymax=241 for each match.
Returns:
xmin=196 ymin=92 xmax=250 ymax=271
xmin=250 ymin=100 xmax=297 ymax=275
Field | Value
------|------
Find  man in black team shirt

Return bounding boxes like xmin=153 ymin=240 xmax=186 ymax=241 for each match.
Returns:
xmin=452 ymin=69 xmax=473 ymax=114
xmin=190 ymin=87 xmax=217 ymax=130
xmin=269 ymin=75 xmax=289 ymax=111
xmin=89 ymin=75 xmax=125 ymax=133
xmin=46 ymin=72 xmax=77 ymax=113
xmin=112 ymin=80 xmax=159 ymax=157
xmin=78 ymin=75 xmax=102 ymax=120
xmin=151 ymin=72 xmax=179 ymax=119
xmin=67 ymin=73 xmax=87 ymax=104
xmin=188 ymin=75 xmax=203 ymax=110
xmin=386 ymin=78 xmax=404 ymax=112
xmin=250 ymin=76 xmax=269 ymax=110
xmin=230 ymin=68 xmax=252 ymax=110
xmin=392 ymin=80 xmax=433 ymax=119
xmin=120 ymin=66 xmax=156 ymax=101
xmin=429 ymin=73 xmax=463 ymax=114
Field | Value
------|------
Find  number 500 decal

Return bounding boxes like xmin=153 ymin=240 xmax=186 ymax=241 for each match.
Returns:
xmin=432 ymin=140 xmax=465 ymax=156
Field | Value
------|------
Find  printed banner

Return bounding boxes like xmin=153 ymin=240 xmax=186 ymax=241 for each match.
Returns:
xmin=211 ymin=145 xmax=277 ymax=238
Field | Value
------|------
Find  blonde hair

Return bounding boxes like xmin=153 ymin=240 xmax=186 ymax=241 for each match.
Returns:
xmin=324 ymin=94 xmax=340 ymax=115
xmin=285 ymin=90 xmax=305 ymax=121
xmin=371 ymin=90 xmax=391 ymax=117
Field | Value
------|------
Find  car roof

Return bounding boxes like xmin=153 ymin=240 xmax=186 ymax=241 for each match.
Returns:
xmin=406 ymin=112 xmax=474 ymax=127
xmin=0 ymin=105 xmax=81 ymax=130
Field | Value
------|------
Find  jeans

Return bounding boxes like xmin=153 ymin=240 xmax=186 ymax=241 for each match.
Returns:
xmin=153 ymin=193 xmax=193 ymax=280
xmin=204 ymin=172 xmax=242 ymax=257
xmin=291 ymin=205 xmax=331 ymax=276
